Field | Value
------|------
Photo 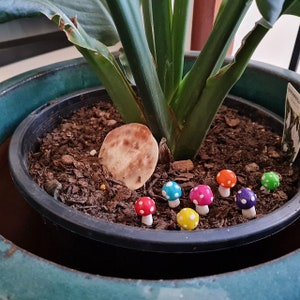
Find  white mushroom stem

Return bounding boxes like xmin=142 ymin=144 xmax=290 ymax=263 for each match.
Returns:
xmin=195 ymin=205 xmax=209 ymax=216
xmin=218 ymin=185 xmax=231 ymax=197
xmin=242 ymin=207 xmax=256 ymax=219
xmin=168 ymin=199 xmax=180 ymax=208
xmin=260 ymin=186 xmax=270 ymax=193
xmin=141 ymin=214 xmax=153 ymax=226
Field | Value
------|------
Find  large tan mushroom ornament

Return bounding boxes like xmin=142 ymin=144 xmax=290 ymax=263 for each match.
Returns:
xmin=99 ymin=123 xmax=159 ymax=190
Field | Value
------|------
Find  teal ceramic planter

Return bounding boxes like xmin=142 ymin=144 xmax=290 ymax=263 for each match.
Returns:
xmin=0 ymin=54 xmax=300 ymax=298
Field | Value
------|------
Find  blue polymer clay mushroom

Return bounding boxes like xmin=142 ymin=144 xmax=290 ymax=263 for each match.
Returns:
xmin=162 ymin=181 xmax=182 ymax=208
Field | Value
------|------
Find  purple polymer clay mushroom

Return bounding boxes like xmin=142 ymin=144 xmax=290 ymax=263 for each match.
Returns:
xmin=189 ymin=184 xmax=214 ymax=216
xmin=235 ymin=187 xmax=257 ymax=219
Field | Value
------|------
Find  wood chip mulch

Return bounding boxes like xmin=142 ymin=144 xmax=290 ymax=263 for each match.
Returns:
xmin=28 ymin=99 xmax=299 ymax=230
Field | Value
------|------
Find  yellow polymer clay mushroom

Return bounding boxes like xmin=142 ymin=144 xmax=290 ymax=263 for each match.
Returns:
xmin=177 ymin=208 xmax=199 ymax=230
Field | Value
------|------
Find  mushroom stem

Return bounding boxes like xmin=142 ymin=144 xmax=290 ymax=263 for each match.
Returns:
xmin=218 ymin=185 xmax=230 ymax=197
xmin=168 ymin=199 xmax=180 ymax=208
xmin=195 ymin=205 xmax=209 ymax=216
xmin=242 ymin=207 xmax=256 ymax=219
xmin=141 ymin=214 xmax=154 ymax=226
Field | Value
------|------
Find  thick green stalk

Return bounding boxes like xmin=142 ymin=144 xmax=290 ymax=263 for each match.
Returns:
xmin=170 ymin=0 xmax=253 ymax=126
xmin=151 ymin=0 xmax=173 ymax=99
xmin=107 ymin=0 xmax=178 ymax=143
xmin=141 ymin=0 xmax=155 ymax=58
xmin=173 ymin=23 xmax=269 ymax=159
xmin=171 ymin=0 xmax=191 ymax=97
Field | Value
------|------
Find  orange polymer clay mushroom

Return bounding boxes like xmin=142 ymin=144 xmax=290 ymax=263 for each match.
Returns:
xmin=216 ymin=169 xmax=237 ymax=197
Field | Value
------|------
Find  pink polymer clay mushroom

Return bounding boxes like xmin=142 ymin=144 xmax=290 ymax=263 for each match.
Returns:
xmin=189 ymin=185 xmax=214 ymax=216
xmin=134 ymin=197 xmax=156 ymax=226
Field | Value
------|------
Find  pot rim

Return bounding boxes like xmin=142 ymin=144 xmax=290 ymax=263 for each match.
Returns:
xmin=8 ymin=87 xmax=300 ymax=253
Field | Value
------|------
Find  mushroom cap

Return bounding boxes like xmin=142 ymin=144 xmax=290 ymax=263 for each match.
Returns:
xmin=162 ymin=181 xmax=182 ymax=201
xmin=176 ymin=208 xmax=199 ymax=230
xmin=261 ymin=172 xmax=280 ymax=191
xmin=235 ymin=188 xmax=257 ymax=209
xmin=134 ymin=197 xmax=156 ymax=216
xmin=189 ymin=185 xmax=214 ymax=206
xmin=216 ymin=169 xmax=237 ymax=188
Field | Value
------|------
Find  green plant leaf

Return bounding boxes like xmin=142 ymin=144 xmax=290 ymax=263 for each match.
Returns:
xmin=173 ymin=22 xmax=269 ymax=159
xmin=151 ymin=0 xmax=173 ymax=99
xmin=256 ymin=0 xmax=285 ymax=27
xmin=0 ymin=0 xmax=119 ymax=46
xmin=0 ymin=0 xmax=144 ymax=124
xmin=171 ymin=0 xmax=191 ymax=99
xmin=141 ymin=0 xmax=155 ymax=58
xmin=282 ymin=0 xmax=300 ymax=17
xmin=171 ymin=0 xmax=252 ymax=127
xmin=107 ymin=0 xmax=178 ymax=143
xmin=256 ymin=0 xmax=300 ymax=28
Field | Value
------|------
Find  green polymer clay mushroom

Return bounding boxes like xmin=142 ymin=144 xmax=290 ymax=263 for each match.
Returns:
xmin=261 ymin=172 xmax=280 ymax=191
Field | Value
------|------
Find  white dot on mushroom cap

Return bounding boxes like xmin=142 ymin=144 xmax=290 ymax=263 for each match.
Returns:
xmin=183 ymin=224 xmax=188 ymax=229
xmin=139 ymin=209 xmax=145 ymax=214
xmin=251 ymin=196 xmax=256 ymax=201
xmin=164 ymin=194 xmax=170 ymax=200
xmin=174 ymin=193 xmax=180 ymax=198
xmin=150 ymin=207 xmax=155 ymax=213
xmin=200 ymin=194 xmax=204 ymax=198
xmin=241 ymin=199 xmax=247 ymax=205
xmin=138 ymin=201 xmax=143 ymax=206
xmin=178 ymin=216 xmax=183 ymax=222
xmin=189 ymin=214 xmax=196 ymax=221
xmin=192 ymin=200 xmax=198 ymax=205
xmin=227 ymin=180 xmax=232 ymax=185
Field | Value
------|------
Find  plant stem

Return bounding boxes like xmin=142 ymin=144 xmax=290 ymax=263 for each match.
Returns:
xmin=173 ymin=22 xmax=269 ymax=159
xmin=107 ymin=0 xmax=179 ymax=144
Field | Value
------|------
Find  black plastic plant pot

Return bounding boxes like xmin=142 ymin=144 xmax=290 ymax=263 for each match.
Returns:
xmin=8 ymin=86 xmax=300 ymax=254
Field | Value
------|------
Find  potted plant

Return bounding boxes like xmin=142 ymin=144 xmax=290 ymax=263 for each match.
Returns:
xmin=1 ymin=0 xmax=300 ymax=281
xmin=1 ymin=57 xmax=300 ymax=298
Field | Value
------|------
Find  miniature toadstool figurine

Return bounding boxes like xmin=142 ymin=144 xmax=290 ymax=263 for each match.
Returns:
xmin=216 ymin=169 xmax=237 ymax=197
xmin=162 ymin=181 xmax=182 ymax=208
xmin=235 ymin=187 xmax=257 ymax=219
xmin=134 ymin=197 xmax=156 ymax=226
xmin=189 ymin=185 xmax=213 ymax=215
xmin=176 ymin=208 xmax=199 ymax=230
xmin=261 ymin=171 xmax=280 ymax=191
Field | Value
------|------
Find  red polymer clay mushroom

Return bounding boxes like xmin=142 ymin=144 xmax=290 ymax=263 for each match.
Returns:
xmin=189 ymin=185 xmax=214 ymax=216
xmin=216 ymin=169 xmax=237 ymax=197
xmin=134 ymin=197 xmax=156 ymax=226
